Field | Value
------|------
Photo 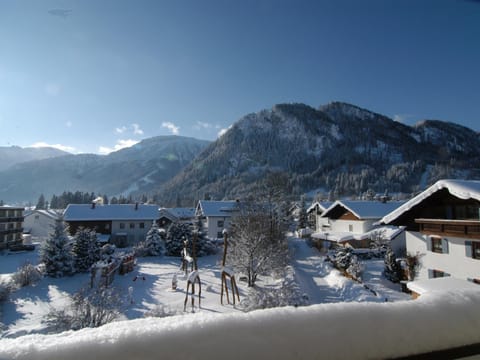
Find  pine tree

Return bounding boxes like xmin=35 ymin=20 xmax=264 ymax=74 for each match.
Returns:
xmin=165 ymin=221 xmax=192 ymax=256
xmin=40 ymin=219 xmax=75 ymax=277
xmin=36 ymin=194 xmax=46 ymax=210
xmin=192 ymin=215 xmax=216 ymax=257
xmin=72 ymin=227 xmax=100 ymax=272
xmin=143 ymin=221 xmax=166 ymax=256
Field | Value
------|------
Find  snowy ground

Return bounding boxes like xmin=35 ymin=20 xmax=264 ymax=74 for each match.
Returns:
xmin=1 ymin=237 xmax=409 ymax=339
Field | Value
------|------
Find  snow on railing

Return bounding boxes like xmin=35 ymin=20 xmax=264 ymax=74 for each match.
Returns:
xmin=1 ymin=290 xmax=480 ymax=360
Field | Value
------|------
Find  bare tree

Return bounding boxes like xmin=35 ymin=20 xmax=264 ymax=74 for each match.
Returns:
xmin=228 ymin=201 xmax=288 ymax=287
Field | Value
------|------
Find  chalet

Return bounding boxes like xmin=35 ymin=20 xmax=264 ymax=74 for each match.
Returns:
xmin=23 ymin=209 xmax=61 ymax=241
xmin=158 ymin=207 xmax=195 ymax=229
xmin=0 ymin=206 xmax=24 ymax=249
xmin=307 ymin=201 xmax=333 ymax=231
xmin=195 ymin=200 xmax=239 ymax=240
xmin=63 ymin=203 xmax=159 ymax=247
xmin=380 ymin=179 xmax=480 ymax=283
xmin=311 ymin=200 xmax=406 ymax=253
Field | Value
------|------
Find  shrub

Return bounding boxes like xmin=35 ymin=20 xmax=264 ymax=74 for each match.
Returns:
xmin=11 ymin=261 xmax=42 ymax=288
xmin=44 ymin=286 xmax=123 ymax=333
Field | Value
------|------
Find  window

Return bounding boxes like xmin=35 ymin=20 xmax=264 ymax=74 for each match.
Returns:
xmin=119 ymin=223 xmax=125 ymax=229
xmin=431 ymin=237 xmax=443 ymax=253
xmin=472 ymin=242 xmax=480 ymax=259
xmin=432 ymin=270 xmax=445 ymax=278
xmin=130 ymin=223 xmax=135 ymax=229
xmin=139 ymin=223 xmax=145 ymax=229
xmin=217 ymin=220 xmax=224 ymax=228
xmin=348 ymin=224 xmax=353 ymax=232
xmin=35 ymin=215 xmax=39 ymax=220
xmin=217 ymin=231 xmax=224 ymax=239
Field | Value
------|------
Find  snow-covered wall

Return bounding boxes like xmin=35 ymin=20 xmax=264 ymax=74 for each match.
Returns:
xmin=1 ymin=291 xmax=480 ymax=360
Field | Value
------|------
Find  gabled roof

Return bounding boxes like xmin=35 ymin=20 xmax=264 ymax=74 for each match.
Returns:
xmin=196 ymin=200 xmax=239 ymax=217
xmin=322 ymin=200 xmax=406 ymax=220
xmin=307 ymin=201 xmax=333 ymax=214
xmin=381 ymin=179 xmax=480 ymax=225
xmin=64 ymin=204 xmax=159 ymax=221
xmin=25 ymin=209 xmax=61 ymax=220
xmin=159 ymin=207 xmax=195 ymax=220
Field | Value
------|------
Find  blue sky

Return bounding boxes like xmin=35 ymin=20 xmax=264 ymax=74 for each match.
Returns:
xmin=0 ymin=0 xmax=479 ymax=154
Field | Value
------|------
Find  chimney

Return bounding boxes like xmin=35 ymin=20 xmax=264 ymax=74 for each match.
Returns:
xmin=135 ymin=202 xmax=139 ymax=211
xmin=91 ymin=202 xmax=96 ymax=209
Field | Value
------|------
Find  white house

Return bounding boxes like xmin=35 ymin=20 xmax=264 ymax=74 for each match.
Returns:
xmin=380 ymin=179 xmax=480 ymax=283
xmin=195 ymin=200 xmax=239 ymax=240
xmin=306 ymin=201 xmax=333 ymax=231
xmin=23 ymin=209 xmax=61 ymax=241
xmin=64 ymin=203 xmax=159 ymax=247
xmin=311 ymin=200 xmax=406 ymax=253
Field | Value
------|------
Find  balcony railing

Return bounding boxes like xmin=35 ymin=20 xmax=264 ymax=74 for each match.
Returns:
xmin=0 ymin=216 xmax=24 ymax=223
xmin=415 ymin=218 xmax=480 ymax=239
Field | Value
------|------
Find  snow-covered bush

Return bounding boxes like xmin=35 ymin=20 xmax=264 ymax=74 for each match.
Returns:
xmin=11 ymin=261 xmax=42 ymax=288
xmin=44 ymin=286 xmax=123 ymax=333
xmin=333 ymin=247 xmax=353 ymax=271
xmin=384 ymin=247 xmax=401 ymax=282
xmin=144 ymin=304 xmax=180 ymax=318
xmin=346 ymin=255 xmax=364 ymax=281
xmin=241 ymin=266 xmax=308 ymax=311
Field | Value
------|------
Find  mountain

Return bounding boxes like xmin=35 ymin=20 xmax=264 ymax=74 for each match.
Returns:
xmin=0 ymin=136 xmax=210 ymax=204
xmin=0 ymin=146 xmax=69 ymax=171
xmin=155 ymin=102 xmax=480 ymax=205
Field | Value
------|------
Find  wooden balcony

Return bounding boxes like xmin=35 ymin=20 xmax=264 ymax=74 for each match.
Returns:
xmin=415 ymin=218 xmax=480 ymax=239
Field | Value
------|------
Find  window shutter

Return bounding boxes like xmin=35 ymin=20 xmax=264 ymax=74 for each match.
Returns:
xmin=442 ymin=238 xmax=449 ymax=254
xmin=465 ymin=241 xmax=472 ymax=258
xmin=428 ymin=269 xmax=434 ymax=279
xmin=426 ymin=236 xmax=432 ymax=252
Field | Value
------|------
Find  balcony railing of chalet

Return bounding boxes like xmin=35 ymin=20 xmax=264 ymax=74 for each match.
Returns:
xmin=0 ymin=217 xmax=24 ymax=223
xmin=415 ymin=218 xmax=480 ymax=239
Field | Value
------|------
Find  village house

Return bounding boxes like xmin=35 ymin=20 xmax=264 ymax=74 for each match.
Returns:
xmin=195 ymin=200 xmax=239 ymax=240
xmin=23 ymin=209 xmax=61 ymax=241
xmin=63 ymin=203 xmax=159 ymax=247
xmin=311 ymin=200 xmax=406 ymax=254
xmin=380 ymin=179 xmax=480 ymax=284
xmin=307 ymin=201 xmax=333 ymax=231
xmin=158 ymin=207 xmax=196 ymax=229
xmin=0 ymin=206 xmax=24 ymax=249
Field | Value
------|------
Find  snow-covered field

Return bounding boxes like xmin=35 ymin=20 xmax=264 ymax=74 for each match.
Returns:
xmin=0 ymin=236 xmax=441 ymax=358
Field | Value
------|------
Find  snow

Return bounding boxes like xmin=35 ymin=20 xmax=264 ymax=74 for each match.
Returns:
xmin=1 ymin=290 xmax=480 ymax=360
xmin=381 ymin=179 xmax=480 ymax=225
xmin=4 ymin=237 xmax=476 ymax=359
xmin=323 ymin=200 xmax=406 ymax=220
xmin=196 ymin=200 xmax=238 ymax=217
xmin=407 ymin=277 xmax=480 ymax=295
xmin=63 ymin=204 xmax=159 ymax=221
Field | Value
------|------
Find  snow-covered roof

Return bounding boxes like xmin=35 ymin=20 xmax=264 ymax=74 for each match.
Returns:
xmin=307 ymin=201 xmax=333 ymax=214
xmin=197 ymin=200 xmax=239 ymax=217
xmin=159 ymin=207 xmax=195 ymax=221
xmin=381 ymin=179 xmax=480 ymax=225
xmin=407 ymin=277 xmax=480 ymax=295
xmin=25 ymin=209 xmax=61 ymax=220
xmin=311 ymin=225 xmax=405 ymax=243
xmin=322 ymin=200 xmax=406 ymax=220
xmin=64 ymin=204 xmax=159 ymax=221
